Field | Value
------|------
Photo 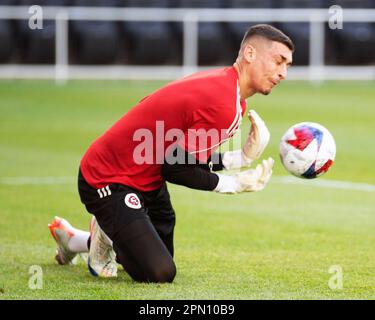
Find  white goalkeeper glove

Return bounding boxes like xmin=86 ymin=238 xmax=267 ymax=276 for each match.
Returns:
xmin=222 ymin=109 xmax=270 ymax=170
xmin=242 ymin=109 xmax=270 ymax=165
xmin=214 ymin=157 xmax=274 ymax=194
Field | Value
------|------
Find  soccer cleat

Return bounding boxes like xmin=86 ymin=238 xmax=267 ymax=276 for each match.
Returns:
xmin=48 ymin=216 xmax=78 ymax=265
xmin=87 ymin=217 xmax=117 ymax=278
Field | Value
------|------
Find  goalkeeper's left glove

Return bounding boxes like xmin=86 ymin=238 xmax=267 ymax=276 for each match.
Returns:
xmin=222 ymin=109 xmax=270 ymax=170
xmin=242 ymin=109 xmax=270 ymax=164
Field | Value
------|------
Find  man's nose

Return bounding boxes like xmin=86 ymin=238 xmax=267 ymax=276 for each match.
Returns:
xmin=278 ymin=65 xmax=287 ymax=80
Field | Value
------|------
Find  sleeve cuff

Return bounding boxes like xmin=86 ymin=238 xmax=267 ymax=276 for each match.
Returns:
xmin=222 ymin=149 xmax=252 ymax=170
xmin=214 ymin=173 xmax=239 ymax=194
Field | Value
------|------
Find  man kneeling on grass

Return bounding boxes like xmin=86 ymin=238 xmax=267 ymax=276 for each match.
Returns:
xmin=48 ymin=24 xmax=293 ymax=283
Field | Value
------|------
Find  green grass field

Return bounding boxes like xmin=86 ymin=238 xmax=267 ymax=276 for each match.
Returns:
xmin=0 ymin=80 xmax=374 ymax=299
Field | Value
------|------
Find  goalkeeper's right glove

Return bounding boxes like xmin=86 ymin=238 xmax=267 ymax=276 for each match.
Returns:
xmin=214 ymin=157 xmax=274 ymax=194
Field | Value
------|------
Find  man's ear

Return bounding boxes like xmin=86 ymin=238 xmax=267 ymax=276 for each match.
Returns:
xmin=243 ymin=43 xmax=256 ymax=63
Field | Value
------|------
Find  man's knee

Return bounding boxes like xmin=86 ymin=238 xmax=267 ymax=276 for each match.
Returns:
xmin=134 ymin=259 xmax=176 ymax=283
xmin=150 ymin=260 xmax=176 ymax=283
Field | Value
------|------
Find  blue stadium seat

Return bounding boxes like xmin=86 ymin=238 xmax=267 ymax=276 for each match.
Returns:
xmin=120 ymin=0 xmax=179 ymax=65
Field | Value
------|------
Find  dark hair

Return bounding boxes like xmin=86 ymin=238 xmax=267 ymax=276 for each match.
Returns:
xmin=241 ymin=24 xmax=295 ymax=52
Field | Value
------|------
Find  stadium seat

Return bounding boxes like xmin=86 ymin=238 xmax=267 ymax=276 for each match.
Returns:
xmin=119 ymin=0 xmax=166 ymax=6
xmin=70 ymin=0 xmax=119 ymax=6
xmin=18 ymin=0 xmax=72 ymax=6
xmin=0 ymin=0 xmax=17 ymax=63
xmin=0 ymin=0 xmax=19 ymax=4
xmin=224 ymin=0 xmax=274 ymax=61
xmin=170 ymin=0 xmax=230 ymax=65
xmin=327 ymin=0 xmax=375 ymax=65
xmin=120 ymin=0 xmax=179 ymax=65
xmin=0 ymin=20 xmax=14 ymax=63
xmin=69 ymin=0 xmax=121 ymax=64
xmin=333 ymin=23 xmax=375 ymax=65
xmin=16 ymin=0 xmax=72 ymax=63
xmin=275 ymin=0 xmax=327 ymax=66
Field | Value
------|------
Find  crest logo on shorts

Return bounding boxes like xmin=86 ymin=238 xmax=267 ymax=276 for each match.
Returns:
xmin=124 ymin=193 xmax=142 ymax=210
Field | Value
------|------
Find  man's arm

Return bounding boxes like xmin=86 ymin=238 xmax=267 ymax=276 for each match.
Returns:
xmin=162 ymin=108 xmax=273 ymax=193
xmin=161 ymin=145 xmax=220 ymax=191
xmin=161 ymin=145 xmax=273 ymax=194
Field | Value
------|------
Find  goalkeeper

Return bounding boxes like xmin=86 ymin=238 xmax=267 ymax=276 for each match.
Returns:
xmin=48 ymin=24 xmax=293 ymax=283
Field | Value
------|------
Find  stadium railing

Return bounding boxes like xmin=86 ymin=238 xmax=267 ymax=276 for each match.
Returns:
xmin=0 ymin=6 xmax=374 ymax=83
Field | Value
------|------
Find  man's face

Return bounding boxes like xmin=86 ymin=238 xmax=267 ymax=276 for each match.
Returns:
xmin=247 ymin=41 xmax=293 ymax=95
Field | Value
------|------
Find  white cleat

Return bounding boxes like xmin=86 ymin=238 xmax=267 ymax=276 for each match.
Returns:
xmin=87 ymin=217 xmax=117 ymax=278
xmin=48 ymin=216 xmax=78 ymax=265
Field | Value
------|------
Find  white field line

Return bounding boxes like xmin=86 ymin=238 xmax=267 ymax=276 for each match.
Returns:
xmin=0 ymin=176 xmax=75 ymax=185
xmin=273 ymin=176 xmax=375 ymax=192
xmin=0 ymin=175 xmax=375 ymax=192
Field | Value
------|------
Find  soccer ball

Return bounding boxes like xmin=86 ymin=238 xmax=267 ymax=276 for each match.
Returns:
xmin=279 ymin=122 xmax=336 ymax=179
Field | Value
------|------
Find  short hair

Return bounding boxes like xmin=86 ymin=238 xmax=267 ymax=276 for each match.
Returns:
xmin=240 ymin=24 xmax=295 ymax=52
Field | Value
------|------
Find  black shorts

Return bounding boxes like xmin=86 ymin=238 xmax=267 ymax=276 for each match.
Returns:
xmin=77 ymin=168 xmax=176 ymax=283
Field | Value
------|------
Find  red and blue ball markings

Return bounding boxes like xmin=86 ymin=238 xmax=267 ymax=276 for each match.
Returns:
xmin=287 ymin=125 xmax=333 ymax=179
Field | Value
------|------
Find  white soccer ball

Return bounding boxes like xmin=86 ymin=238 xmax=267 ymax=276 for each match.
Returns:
xmin=279 ymin=122 xmax=336 ymax=179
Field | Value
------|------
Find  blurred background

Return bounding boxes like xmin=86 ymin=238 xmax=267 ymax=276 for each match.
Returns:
xmin=1 ymin=1 xmax=375 ymax=300
xmin=0 ymin=0 xmax=374 ymax=81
